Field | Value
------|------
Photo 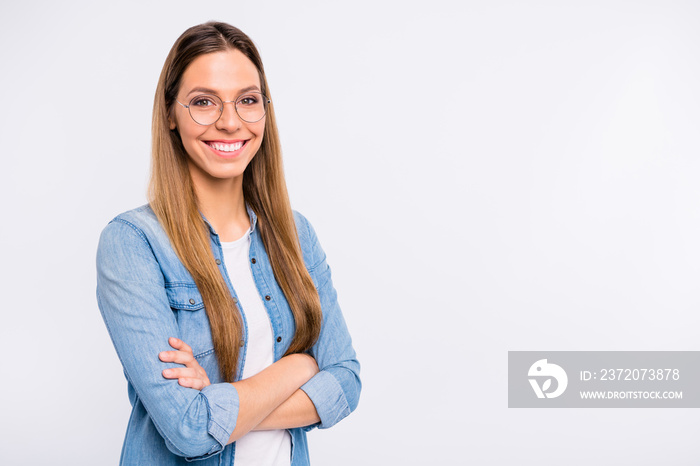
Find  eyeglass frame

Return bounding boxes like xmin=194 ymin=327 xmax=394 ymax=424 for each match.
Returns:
xmin=175 ymin=91 xmax=272 ymax=125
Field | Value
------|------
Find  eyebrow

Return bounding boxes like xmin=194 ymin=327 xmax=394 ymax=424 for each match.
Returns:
xmin=186 ymin=85 xmax=261 ymax=96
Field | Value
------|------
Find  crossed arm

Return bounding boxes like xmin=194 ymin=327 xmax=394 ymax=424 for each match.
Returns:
xmin=159 ymin=337 xmax=321 ymax=442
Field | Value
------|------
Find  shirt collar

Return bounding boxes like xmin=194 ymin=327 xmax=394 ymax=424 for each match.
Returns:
xmin=245 ymin=204 xmax=258 ymax=232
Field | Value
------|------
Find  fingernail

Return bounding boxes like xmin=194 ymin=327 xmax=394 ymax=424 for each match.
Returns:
xmin=163 ymin=369 xmax=171 ymax=376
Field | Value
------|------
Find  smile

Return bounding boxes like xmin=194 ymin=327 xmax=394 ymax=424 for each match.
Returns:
xmin=204 ymin=140 xmax=246 ymax=152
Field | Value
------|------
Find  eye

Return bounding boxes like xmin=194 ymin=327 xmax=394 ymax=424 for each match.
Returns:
xmin=238 ymin=95 xmax=260 ymax=106
xmin=191 ymin=95 xmax=219 ymax=108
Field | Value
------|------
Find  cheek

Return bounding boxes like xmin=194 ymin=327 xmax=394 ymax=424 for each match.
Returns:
xmin=251 ymin=131 xmax=265 ymax=154
xmin=252 ymin=121 xmax=266 ymax=144
xmin=179 ymin=125 xmax=206 ymax=150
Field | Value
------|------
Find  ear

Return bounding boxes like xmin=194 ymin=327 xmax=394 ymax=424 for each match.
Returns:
xmin=169 ymin=118 xmax=177 ymax=130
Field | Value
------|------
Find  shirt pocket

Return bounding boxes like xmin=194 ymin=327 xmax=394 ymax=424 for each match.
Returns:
xmin=165 ymin=283 xmax=215 ymax=360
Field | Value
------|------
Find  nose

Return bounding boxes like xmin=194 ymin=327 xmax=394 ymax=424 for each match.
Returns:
xmin=215 ymin=101 xmax=241 ymax=132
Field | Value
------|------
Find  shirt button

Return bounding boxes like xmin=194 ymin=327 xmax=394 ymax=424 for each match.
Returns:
xmin=240 ymin=340 xmax=245 ymax=347
xmin=233 ymin=297 xmax=238 ymax=304
xmin=276 ymin=336 xmax=282 ymax=343
xmin=265 ymin=295 xmax=271 ymax=301
xmin=251 ymin=258 xmax=257 ymax=264
xmin=215 ymin=259 xmax=221 ymax=265
xmin=188 ymin=298 xmax=195 ymax=305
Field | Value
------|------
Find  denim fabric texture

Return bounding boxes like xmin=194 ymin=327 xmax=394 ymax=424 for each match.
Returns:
xmin=96 ymin=204 xmax=361 ymax=465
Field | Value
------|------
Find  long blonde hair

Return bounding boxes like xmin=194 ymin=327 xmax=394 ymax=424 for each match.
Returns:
xmin=149 ymin=22 xmax=322 ymax=382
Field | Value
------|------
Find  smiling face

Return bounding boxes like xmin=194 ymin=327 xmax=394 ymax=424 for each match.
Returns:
xmin=170 ymin=49 xmax=265 ymax=191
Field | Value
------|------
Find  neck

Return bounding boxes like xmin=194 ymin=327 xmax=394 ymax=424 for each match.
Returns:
xmin=190 ymin=169 xmax=250 ymax=242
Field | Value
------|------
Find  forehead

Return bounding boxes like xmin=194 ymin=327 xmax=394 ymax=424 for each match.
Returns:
xmin=179 ymin=49 xmax=261 ymax=96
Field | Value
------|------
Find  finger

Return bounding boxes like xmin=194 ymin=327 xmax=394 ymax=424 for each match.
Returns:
xmin=159 ymin=350 xmax=195 ymax=365
xmin=168 ymin=337 xmax=193 ymax=354
xmin=178 ymin=377 xmax=205 ymax=390
xmin=162 ymin=367 xmax=198 ymax=379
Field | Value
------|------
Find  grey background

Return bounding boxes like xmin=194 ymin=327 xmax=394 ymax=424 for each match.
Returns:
xmin=509 ymin=352 xmax=699 ymax=407
xmin=1 ymin=0 xmax=700 ymax=465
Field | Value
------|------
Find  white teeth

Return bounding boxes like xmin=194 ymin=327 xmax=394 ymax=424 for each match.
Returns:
xmin=210 ymin=141 xmax=244 ymax=152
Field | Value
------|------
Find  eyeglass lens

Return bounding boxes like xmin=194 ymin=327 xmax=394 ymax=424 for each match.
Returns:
xmin=188 ymin=92 xmax=267 ymax=125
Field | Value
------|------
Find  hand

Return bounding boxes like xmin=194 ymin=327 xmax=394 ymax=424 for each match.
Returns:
xmin=159 ymin=337 xmax=211 ymax=390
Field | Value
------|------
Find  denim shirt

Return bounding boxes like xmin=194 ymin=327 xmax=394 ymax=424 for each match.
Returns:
xmin=96 ymin=205 xmax=361 ymax=465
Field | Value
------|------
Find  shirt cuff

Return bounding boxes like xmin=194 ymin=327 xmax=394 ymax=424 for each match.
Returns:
xmin=199 ymin=383 xmax=240 ymax=450
xmin=300 ymin=370 xmax=350 ymax=429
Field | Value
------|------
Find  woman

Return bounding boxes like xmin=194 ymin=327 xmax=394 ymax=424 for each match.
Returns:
xmin=96 ymin=21 xmax=360 ymax=465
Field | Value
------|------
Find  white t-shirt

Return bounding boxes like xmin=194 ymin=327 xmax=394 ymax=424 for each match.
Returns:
xmin=220 ymin=229 xmax=291 ymax=466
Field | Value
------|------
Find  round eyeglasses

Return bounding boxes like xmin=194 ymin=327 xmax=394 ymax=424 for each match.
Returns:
xmin=175 ymin=92 xmax=271 ymax=125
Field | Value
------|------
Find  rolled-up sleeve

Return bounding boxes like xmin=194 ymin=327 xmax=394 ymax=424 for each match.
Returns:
xmin=295 ymin=213 xmax=362 ymax=429
xmin=96 ymin=219 xmax=238 ymax=460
